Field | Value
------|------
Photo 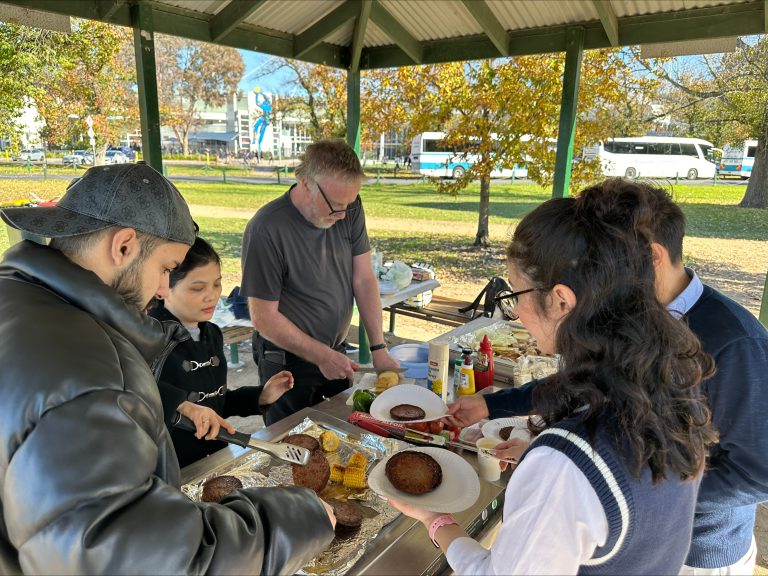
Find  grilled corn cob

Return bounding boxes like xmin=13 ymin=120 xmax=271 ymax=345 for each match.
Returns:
xmin=343 ymin=466 xmax=367 ymax=489
xmin=320 ymin=430 xmax=341 ymax=452
xmin=347 ymin=451 xmax=368 ymax=470
xmin=330 ymin=464 xmax=346 ymax=483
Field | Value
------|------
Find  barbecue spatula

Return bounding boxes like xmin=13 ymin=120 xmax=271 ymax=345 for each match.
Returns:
xmin=175 ymin=415 xmax=310 ymax=466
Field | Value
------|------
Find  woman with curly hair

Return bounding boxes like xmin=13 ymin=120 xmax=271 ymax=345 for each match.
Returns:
xmin=390 ymin=184 xmax=717 ymax=574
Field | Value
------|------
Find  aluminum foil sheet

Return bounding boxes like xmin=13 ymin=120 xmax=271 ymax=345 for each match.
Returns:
xmin=182 ymin=417 xmax=404 ymax=576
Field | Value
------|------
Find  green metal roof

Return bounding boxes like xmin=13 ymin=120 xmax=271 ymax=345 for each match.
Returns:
xmin=0 ymin=0 xmax=763 ymax=70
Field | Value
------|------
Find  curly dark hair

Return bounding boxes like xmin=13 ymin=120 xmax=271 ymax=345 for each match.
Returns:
xmin=507 ymin=179 xmax=716 ymax=483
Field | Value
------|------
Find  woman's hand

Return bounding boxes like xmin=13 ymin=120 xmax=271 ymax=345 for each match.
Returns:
xmin=493 ymin=438 xmax=530 ymax=471
xmin=261 ymin=370 xmax=294 ymax=405
xmin=176 ymin=401 xmax=234 ymax=440
xmin=388 ymin=498 xmax=443 ymax=527
xmin=442 ymin=394 xmax=490 ymax=428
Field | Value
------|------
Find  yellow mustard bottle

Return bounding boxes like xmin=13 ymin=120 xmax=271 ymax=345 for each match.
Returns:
xmin=457 ymin=349 xmax=476 ymax=396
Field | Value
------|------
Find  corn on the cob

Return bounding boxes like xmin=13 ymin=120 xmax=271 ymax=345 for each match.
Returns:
xmin=343 ymin=466 xmax=367 ymax=489
xmin=347 ymin=451 xmax=368 ymax=470
xmin=320 ymin=430 xmax=341 ymax=452
xmin=330 ymin=464 xmax=346 ymax=483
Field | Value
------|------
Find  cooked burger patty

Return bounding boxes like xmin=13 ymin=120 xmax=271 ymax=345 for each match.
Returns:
xmin=201 ymin=475 xmax=243 ymax=503
xmin=326 ymin=498 xmax=363 ymax=530
xmin=385 ymin=451 xmax=442 ymax=495
xmin=499 ymin=426 xmax=515 ymax=441
xmin=292 ymin=449 xmax=330 ymax=494
xmin=389 ymin=404 xmax=426 ymax=421
xmin=282 ymin=433 xmax=321 ymax=452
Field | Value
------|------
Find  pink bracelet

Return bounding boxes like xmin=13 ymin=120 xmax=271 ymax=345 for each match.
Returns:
xmin=428 ymin=514 xmax=458 ymax=548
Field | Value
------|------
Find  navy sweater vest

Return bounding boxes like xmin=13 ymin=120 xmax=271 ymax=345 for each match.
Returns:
xmin=525 ymin=417 xmax=700 ymax=575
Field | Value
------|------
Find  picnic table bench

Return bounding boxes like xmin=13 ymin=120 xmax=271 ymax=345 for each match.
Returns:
xmin=221 ymin=325 xmax=254 ymax=368
xmin=383 ymin=294 xmax=476 ymax=333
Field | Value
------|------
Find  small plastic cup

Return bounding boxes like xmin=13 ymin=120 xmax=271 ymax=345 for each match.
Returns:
xmin=476 ymin=437 xmax=502 ymax=481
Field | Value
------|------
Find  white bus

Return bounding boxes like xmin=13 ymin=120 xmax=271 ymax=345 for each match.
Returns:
xmin=598 ymin=136 xmax=716 ymax=179
xmin=410 ymin=132 xmax=528 ymax=179
xmin=719 ymin=139 xmax=757 ymax=179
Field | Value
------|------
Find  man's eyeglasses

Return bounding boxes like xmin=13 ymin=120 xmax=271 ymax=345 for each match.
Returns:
xmin=314 ymin=180 xmax=361 ymax=216
xmin=493 ymin=288 xmax=539 ymax=321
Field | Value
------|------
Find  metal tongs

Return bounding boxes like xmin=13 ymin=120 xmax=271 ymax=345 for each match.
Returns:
xmin=175 ymin=415 xmax=310 ymax=466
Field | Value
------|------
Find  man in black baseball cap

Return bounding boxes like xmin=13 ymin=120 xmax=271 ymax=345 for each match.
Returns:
xmin=0 ymin=163 xmax=335 ymax=574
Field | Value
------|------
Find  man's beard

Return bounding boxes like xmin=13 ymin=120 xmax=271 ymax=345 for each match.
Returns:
xmin=111 ymin=256 xmax=147 ymax=312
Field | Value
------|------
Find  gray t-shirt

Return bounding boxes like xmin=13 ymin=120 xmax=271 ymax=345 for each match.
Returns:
xmin=240 ymin=187 xmax=371 ymax=349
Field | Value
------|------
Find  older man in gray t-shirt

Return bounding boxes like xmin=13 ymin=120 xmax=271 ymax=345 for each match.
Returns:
xmin=241 ymin=140 xmax=399 ymax=424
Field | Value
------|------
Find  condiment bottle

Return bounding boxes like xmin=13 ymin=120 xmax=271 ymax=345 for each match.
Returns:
xmin=474 ymin=335 xmax=494 ymax=391
xmin=427 ymin=341 xmax=450 ymax=399
xmin=457 ymin=348 xmax=476 ymax=396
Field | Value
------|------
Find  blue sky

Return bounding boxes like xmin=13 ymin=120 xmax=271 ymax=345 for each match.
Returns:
xmin=238 ymin=50 xmax=294 ymax=94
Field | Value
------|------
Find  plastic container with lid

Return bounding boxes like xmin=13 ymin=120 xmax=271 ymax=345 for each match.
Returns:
xmin=389 ymin=343 xmax=429 ymax=379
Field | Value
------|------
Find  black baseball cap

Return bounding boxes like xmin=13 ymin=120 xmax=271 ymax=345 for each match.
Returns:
xmin=0 ymin=163 xmax=197 ymax=245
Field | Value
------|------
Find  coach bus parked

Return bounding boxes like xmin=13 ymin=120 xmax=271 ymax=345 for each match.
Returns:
xmin=410 ymin=132 xmax=528 ymax=179
xmin=598 ymin=136 xmax=716 ymax=179
xmin=719 ymin=139 xmax=757 ymax=179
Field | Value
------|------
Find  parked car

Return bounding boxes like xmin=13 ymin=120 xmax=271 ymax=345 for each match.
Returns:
xmin=104 ymin=150 xmax=129 ymax=164
xmin=14 ymin=149 xmax=45 ymax=162
xmin=117 ymin=146 xmax=136 ymax=161
xmin=62 ymin=150 xmax=94 ymax=166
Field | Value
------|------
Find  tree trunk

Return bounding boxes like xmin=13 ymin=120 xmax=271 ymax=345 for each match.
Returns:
xmin=739 ymin=124 xmax=768 ymax=209
xmin=474 ymin=174 xmax=491 ymax=247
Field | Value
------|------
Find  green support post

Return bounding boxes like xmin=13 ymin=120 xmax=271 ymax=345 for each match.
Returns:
xmin=376 ymin=167 xmax=380 ymax=183
xmin=552 ymin=27 xmax=585 ymax=198
xmin=511 ymin=170 xmax=515 ymax=184
xmin=276 ymin=167 xmax=281 ymax=184
xmin=347 ymin=69 xmax=370 ymax=365
xmin=760 ymin=271 xmax=768 ymax=328
xmin=675 ymin=172 xmax=679 ymax=185
xmin=26 ymin=158 xmax=30 ymax=175
xmin=43 ymin=162 xmax=47 ymax=180
xmin=222 ymin=167 xmax=227 ymax=183
xmin=131 ymin=1 xmax=163 ymax=173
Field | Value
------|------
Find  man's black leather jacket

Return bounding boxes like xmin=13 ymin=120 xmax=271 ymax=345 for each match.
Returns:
xmin=0 ymin=242 xmax=334 ymax=574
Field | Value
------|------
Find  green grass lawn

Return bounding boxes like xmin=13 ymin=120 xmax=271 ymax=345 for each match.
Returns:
xmin=1 ymin=179 xmax=766 ymax=280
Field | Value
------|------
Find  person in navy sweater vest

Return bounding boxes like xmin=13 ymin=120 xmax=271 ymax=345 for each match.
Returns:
xmin=447 ymin=180 xmax=768 ymax=574
xmin=392 ymin=183 xmax=718 ymax=574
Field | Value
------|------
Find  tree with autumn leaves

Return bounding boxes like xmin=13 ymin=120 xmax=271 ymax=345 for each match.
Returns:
xmin=365 ymin=51 xmax=657 ymax=245
xmin=641 ymin=40 xmax=768 ymax=209
xmin=155 ymin=36 xmax=244 ymax=156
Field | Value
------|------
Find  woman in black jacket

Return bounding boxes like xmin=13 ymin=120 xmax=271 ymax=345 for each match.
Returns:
xmin=151 ymin=237 xmax=292 ymax=467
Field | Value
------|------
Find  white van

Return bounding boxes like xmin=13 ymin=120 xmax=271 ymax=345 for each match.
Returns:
xmin=599 ymin=136 xmax=716 ymax=179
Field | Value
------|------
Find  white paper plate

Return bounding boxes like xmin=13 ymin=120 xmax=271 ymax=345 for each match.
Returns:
xmin=482 ymin=417 xmax=531 ymax=442
xmin=378 ymin=279 xmax=398 ymax=294
xmin=368 ymin=447 xmax=480 ymax=513
xmin=369 ymin=384 xmax=448 ymax=423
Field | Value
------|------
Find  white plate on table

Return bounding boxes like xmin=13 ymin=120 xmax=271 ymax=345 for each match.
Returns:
xmin=482 ymin=417 xmax=531 ymax=443
xmin=368 ymin=446 xmax=480 ymax=513
xmin=369 ymin=384 xmax=448 ymax=423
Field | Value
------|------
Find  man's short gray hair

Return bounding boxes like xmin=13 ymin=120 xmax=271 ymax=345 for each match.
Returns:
xmin=295 ymin=139 xmax=364 ymax=182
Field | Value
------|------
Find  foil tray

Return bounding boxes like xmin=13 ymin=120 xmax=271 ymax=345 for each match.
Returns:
xmin=181 ymin=417 xmax=405 ymax=576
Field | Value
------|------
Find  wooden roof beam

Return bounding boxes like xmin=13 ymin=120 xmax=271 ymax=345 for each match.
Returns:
xmin=461 ymin=0 xmax=509 ymax=57
xmin=350 ymin=0 xmax=372 ymax=72
xmin=210 ymin=0 xmax=267 ymax=43
xmin=592 ymin=0 xmax=619 ymax=46
xmin=369 ymin=0 xmax=422 ymax=64
xmin=294 ymin=0 xmax=359 ymax=59
xmin=99 ymin=0 xmax=126 ymax=21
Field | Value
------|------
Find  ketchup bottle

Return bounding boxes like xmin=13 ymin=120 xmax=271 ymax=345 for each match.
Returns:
xmin=474 ymin=335 xmax=494 ymax=391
